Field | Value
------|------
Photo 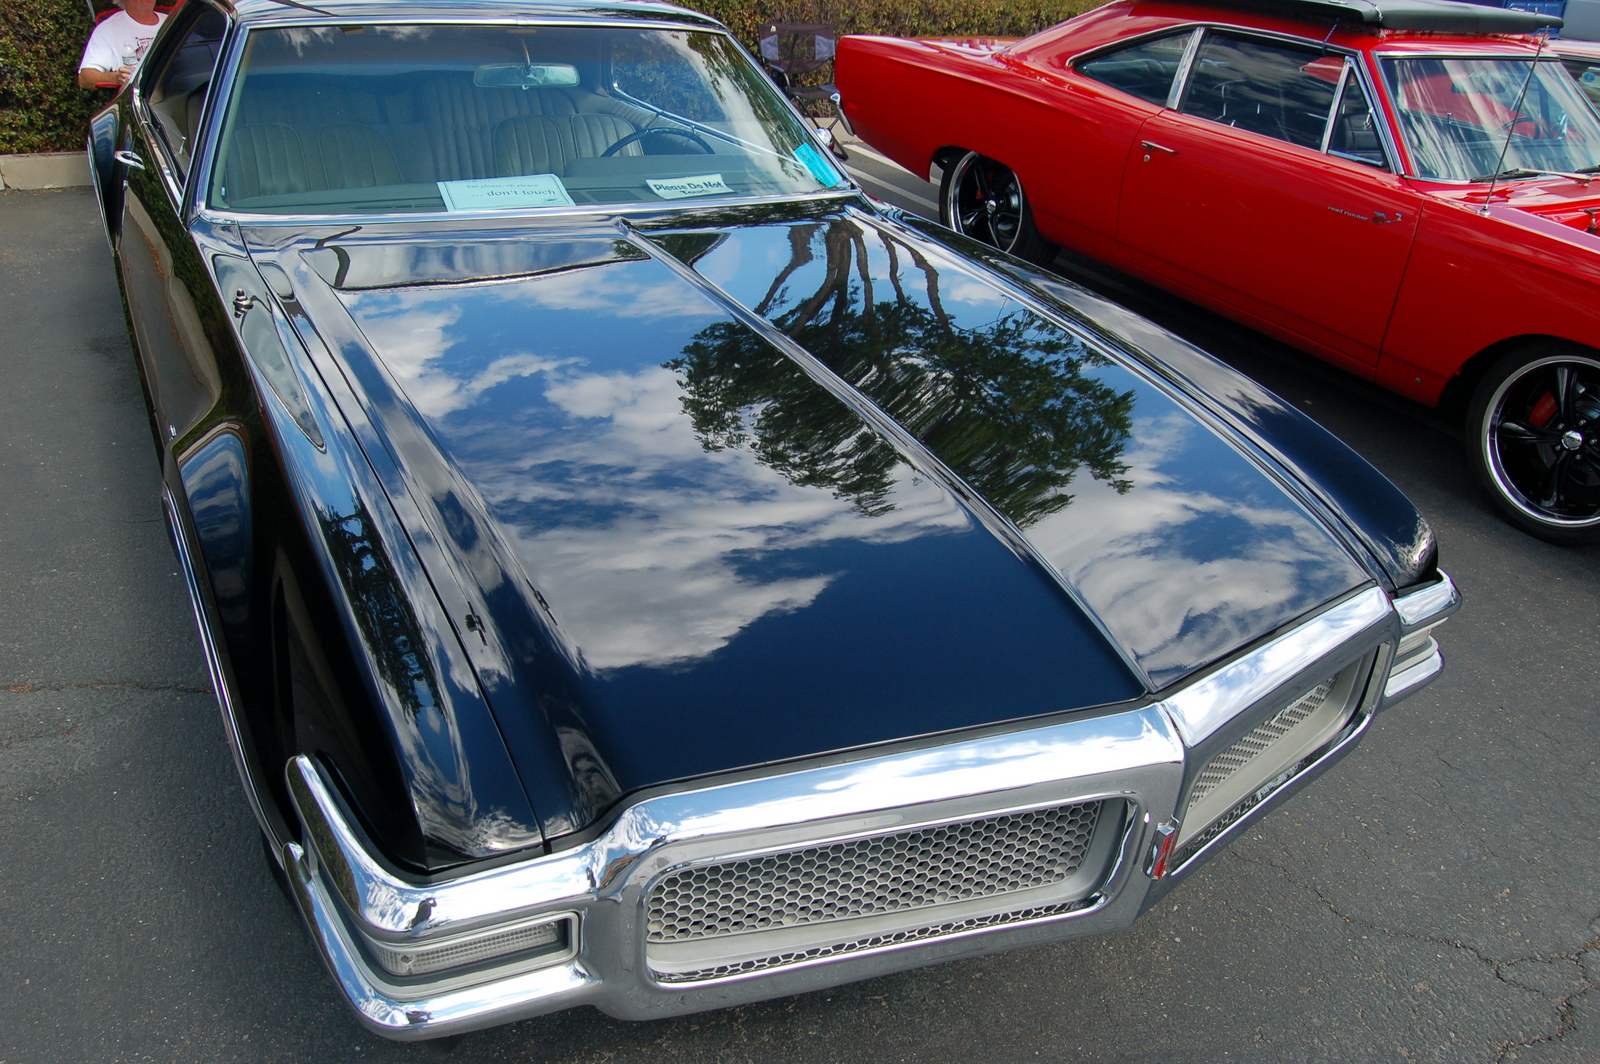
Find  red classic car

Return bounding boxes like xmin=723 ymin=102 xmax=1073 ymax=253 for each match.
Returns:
xmin=837 ymin=0 xmax=1600 ymax=544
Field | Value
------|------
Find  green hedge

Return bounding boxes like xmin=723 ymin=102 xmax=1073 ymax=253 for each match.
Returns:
xmin=0 ymin=0 xmax=102 ymax=154
xmin=692 ymin=0 xmax=1092 ymax=46
xmin=0 ymin=0 xmax=1093 ymax=155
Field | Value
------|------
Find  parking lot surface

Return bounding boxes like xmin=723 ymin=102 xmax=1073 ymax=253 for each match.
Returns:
xmin=3 ymin=182 xmax=1597 ymax=1064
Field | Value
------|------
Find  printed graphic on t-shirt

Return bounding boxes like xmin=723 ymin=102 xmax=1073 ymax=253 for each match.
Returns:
xmin=79 ymin=11 xmax=166 ymax=74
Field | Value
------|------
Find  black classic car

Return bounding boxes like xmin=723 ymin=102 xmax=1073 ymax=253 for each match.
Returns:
xmin=89 ymin=0 xmax=1458 ymax=1039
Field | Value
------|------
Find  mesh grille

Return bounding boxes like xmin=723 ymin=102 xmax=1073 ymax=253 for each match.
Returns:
xmin=368 ymin=918 xmax=567 ymax=978
xmin=645 ymin=802 xmax=1103 ymax=944
xmin=1188 ymin=677 xmax=1335 ymax=806
xmin=1171 ymin=751 xmax=1320 ymax=871
xmin=653 ymin=899 xmax=1094 ymax=984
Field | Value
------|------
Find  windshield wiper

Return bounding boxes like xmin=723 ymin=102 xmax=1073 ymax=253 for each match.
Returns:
xmin=1472 ymin=166 xmax=1596 ymax=184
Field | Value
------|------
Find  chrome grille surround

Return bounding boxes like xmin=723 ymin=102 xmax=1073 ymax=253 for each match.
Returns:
xmin=1168 ymin=645 xmax=1384 ymax=874
xmin=645 ymin=801 xmax=1102 ymax=944
xmin=269 ymin=583 xmax=1448 ymax=1040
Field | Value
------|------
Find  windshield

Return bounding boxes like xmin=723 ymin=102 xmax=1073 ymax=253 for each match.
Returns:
xmin=208 ymin=25 xmax=847 ymax=215
xmin=1381 ymin=56 xmax=1600 ymax=181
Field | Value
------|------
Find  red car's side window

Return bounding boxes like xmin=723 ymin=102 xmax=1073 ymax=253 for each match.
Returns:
xmin=1178 ymin=32 xmax=1336 ymax=149
xmin=1076 ymin=31 xmax=1194 ymax=107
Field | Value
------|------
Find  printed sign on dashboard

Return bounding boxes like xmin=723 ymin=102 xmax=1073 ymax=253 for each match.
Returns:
xmin=438 ymin=174 xmax=575 ymax=211
xmin=646 ymin=174 xmax=734 ymax=200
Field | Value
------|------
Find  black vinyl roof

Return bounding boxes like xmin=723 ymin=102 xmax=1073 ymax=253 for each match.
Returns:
xmin=1207 ymin=0 xmax=1563 ymax=32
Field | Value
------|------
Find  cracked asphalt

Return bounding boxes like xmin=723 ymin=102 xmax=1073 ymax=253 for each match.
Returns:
xmin=3 ymin=183 xmax=1598 ymax=1064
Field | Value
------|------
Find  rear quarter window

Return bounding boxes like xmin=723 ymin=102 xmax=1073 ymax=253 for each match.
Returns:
xmin=1076 ymin=32 xmax=1193 ymax=107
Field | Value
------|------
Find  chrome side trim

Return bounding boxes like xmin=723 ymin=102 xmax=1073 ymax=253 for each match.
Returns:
xmin=161 ymin=483 xmax=281 ymax=848
xmin=1394 ymin=569 xmax=1460 ymax=629
xmin=1168 ymin=27 xmax=1206 ymax=110
xmin=86 ymin=134 xmax=114 ymax=251
xmin=1381 ymin=570 xmax=1459 ymax=709
xmin=1160 ymin=586 xmax=1393 ymax=746
xmin=1384 ymin=650 xmax=1442 ymax=702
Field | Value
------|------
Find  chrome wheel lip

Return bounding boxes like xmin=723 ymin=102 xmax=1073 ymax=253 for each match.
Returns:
xmin=944 ymin=153 xmax=1025 ymax=255
xmin=1481 ymin=353 xmax=1600 ymax=529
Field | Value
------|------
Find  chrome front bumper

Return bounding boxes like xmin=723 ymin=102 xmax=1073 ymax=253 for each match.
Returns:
xmin=282 ymin=575 xmax=1459 ymax=1040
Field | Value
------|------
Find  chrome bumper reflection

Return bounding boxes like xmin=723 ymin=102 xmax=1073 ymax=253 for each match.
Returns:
xmin=1382 ymin=571 xmax=1460 ymax=709
xmin=282 ymin=579 xmax=1455 ymax=1040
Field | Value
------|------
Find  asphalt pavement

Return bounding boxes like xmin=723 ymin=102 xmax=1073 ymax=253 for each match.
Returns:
xmin=3 ymin=178 xmax=1598 ymax=1064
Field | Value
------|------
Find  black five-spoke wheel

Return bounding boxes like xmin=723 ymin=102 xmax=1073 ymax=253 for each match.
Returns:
xmin=1468 ymin=345 xmax=1600 ymax=545
xmin=939 ymin=151 xmax=1053 ymax=265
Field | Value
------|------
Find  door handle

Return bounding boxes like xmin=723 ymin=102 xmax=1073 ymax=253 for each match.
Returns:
xmin=113 ymin=149 xmax=145 ymax=171
xmin=1141 ymin=140 xmax=1178 ymax=159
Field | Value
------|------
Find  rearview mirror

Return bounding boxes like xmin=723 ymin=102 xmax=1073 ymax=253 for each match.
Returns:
xmin=475 ymin=63 xmax=580 ymax=89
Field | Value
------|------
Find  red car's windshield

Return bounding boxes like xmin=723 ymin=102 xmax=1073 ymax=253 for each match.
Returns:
xmin=1381 ymin=56 xmax=1600 ymax=181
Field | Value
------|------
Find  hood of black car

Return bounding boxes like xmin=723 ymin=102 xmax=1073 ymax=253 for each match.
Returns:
xmin=244 ymin=201 xmax=1369 ymax=840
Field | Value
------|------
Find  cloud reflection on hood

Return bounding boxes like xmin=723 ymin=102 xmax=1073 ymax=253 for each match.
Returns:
xmin=480 ymin=362 xmax=966 ymax=669
xmin=1025 ymin=404 xmax=1364 ymax=685
xmin=341 ymin=266 xmax=969 ymax=673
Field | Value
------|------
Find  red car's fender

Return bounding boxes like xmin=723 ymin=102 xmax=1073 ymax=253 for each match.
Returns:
xmin=1378 ymin=190 xmax=1600 ymax=405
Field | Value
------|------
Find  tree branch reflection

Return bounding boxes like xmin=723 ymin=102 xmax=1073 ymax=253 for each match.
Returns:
xmin=670 ymin=219 xmax=1135 ymax=528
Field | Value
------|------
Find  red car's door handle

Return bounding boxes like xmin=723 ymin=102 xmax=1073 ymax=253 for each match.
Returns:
xmin=1140 ymin=140 xmax=1177 ymax=159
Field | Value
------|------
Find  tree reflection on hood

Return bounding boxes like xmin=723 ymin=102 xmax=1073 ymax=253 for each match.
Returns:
xmin=664 ymin=218 xmax=1134 ymax=528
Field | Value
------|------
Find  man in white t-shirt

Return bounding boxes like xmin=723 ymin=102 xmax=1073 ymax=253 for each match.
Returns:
xmin=78 ymin=0 xmax=165 ymax=90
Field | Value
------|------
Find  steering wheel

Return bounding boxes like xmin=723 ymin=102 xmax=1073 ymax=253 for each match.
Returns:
xmin=600 ymin=127 xmax=714 ymax=158
xmin=1494 ymin=115 xmax=1553 ymax=139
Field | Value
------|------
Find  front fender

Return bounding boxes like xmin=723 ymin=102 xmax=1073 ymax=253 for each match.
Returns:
xmin=879 ymin=206 xmax=1438 ymax=592
xmin=234 ymin=262 xmax=547 ymax=871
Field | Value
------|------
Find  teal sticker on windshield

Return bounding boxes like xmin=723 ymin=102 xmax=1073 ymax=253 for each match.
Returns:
xmin=438 ymin=174 xmax=575 ymax=212
xmin=794 ymin=142 xmax=843 ymax=187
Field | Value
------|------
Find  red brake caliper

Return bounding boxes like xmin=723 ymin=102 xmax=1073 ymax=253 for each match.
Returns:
xmin=1530 ymin=391 xmax=1559 ymax=427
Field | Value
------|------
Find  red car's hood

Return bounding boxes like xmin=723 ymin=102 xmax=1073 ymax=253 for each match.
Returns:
xmin=1421 ymin=176 xmax=1600 ymax=238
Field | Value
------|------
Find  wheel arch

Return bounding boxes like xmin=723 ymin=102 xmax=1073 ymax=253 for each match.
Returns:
xmin=931 ymin=144 xmax=971 ymax=175
xmin=1437 ymin=333 xmax=1600 ymax=425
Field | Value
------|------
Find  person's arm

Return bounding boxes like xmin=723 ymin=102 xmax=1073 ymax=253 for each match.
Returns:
xmin=78 ymin=19 xmax=129 ymax=90
xmin=79 ymin=65 xmax=131 ymax=89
